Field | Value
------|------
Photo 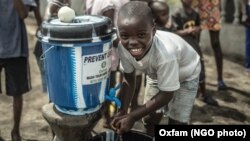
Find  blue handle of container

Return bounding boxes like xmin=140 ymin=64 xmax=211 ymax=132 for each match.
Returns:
xmin=40 ymin=45 xmax=56 ymax=60
xmin=105 ymin=84 xmax=121 ymax=109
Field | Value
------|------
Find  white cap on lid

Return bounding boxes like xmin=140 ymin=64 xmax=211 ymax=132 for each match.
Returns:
xmin=58 ymin=6 xmax=75 ymax=23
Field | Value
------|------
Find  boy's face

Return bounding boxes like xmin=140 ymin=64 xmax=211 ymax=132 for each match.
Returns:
xmin=153 ymin=4 xmax=169 ymax=26
xmin=118 ymin=16 xmax=156 ymax=60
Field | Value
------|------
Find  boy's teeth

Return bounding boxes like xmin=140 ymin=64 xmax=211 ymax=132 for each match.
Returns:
xmin=131 ymin=48 xmax=141 ymax=52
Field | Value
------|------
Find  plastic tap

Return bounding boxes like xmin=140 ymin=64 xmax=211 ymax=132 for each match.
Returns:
xmin=105 ymin=84 xmax=121 ymax=109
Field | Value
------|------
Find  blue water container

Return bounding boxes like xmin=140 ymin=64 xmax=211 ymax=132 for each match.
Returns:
xmin=38 ymin=15 xmax=116 ymax=115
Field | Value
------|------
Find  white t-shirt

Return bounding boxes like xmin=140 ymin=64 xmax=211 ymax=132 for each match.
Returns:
xmin=118 ymin=30 xmax=201 ymax=92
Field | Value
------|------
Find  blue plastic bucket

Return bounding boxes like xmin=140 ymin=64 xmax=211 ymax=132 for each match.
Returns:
xmin=39 ymin=15 xmax=115 ymax=115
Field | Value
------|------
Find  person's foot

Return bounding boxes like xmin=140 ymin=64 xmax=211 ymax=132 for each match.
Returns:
xmin=203 ymin=96 xmax=219 ymax=106
xmin=11 ymin=131 xmax=21 ymax=141
xmin=218 ymin=81 xmax=228 ymax=91
xmin=246 ymin=70 xmax=250 ymax=77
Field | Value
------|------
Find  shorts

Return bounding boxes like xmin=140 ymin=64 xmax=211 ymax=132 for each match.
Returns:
xmin=143 ymin=77 xmax=199 ymax=123
xmin=0 ymin=57 xmax=31 ymax=96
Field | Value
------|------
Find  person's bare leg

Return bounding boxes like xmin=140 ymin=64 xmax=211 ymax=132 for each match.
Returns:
xmin=200 ymin=81 xmax=219 ymax=106
xmin=209 ymin=30 xmax=223 ymax=81
xmin=11 ymin=95 xmax=23 ymax=141
xmin=209 ymin=30 xmax=227 ymax=90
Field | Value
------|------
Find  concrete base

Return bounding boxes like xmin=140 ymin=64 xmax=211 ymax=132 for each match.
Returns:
xmin=42 ymin=103 xmax=102 ymax=141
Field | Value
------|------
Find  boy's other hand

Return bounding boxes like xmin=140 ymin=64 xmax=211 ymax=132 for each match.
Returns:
xmin=110 ymin=110 xmax=126 ymax=130
xmin=111 ymin=114 xmax=135 ymax=134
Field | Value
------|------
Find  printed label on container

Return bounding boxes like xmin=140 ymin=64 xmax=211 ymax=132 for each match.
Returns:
xmin=82 ymin=49 xmax=112 ymax=84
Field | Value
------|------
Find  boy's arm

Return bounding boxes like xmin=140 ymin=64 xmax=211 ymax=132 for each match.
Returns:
xmin=173 ymin=20 xmax=201 ymax=36
xmin=191 ymin=25 xmax=201 ymax=36
xmin=34 ymin=0 xmax=42 ymax=26
xmin=12 ymin=0 xmax=29 ymax=19
xmin=174 ymin=25 xmax=200 ymax=36
xmin=113 ymin=90 xmax=174 ymax=134
xmin=129 ymin=90 xmax=173 ymax=122
xmin=117 ymin=71 xmax=136 ymax=114
xmin=175 ymin=28 xmax=192 ymax=36
xmin=173 ymin=15 xmax=201 ymax=36
xmin=135 ymin=59 xmax=179 ymax=120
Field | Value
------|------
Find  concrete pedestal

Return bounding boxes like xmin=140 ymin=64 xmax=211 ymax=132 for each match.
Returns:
xmin=42 ymin=103 xmax=102 ymax=141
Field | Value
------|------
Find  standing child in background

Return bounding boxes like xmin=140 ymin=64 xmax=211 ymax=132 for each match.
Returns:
xmin=111 ymin=1 xmax=201 ymax=136
xmin=172 ymin=0 xmax=218 ymax=106
xmin=32 ymin=0 xmax=46 ymax=93
xmin=192 ymin=0 xmax=228 ymax=91
xmin=148 ymin=1 xmax=173 ymax=32
xmin=0 ymin=0 xmax=33 ymax=140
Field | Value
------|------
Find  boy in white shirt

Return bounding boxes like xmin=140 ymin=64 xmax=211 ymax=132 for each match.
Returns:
xmin=111 ymin=1 xmax=201 ymax=136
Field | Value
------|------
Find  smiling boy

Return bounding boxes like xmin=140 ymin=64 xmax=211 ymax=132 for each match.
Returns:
xmin=111 ymin=1 xmax=201 ymax=136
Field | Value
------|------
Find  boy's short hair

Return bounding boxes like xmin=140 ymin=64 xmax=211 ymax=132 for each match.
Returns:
xmin=118 ymin=1 xmax=154 ymax=25
xmin=148 ymin=1 xmax=169 ymax=14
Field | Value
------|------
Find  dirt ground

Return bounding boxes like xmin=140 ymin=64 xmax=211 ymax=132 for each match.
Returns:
xmin=0 ymin=16 xmax=249 ymax=141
